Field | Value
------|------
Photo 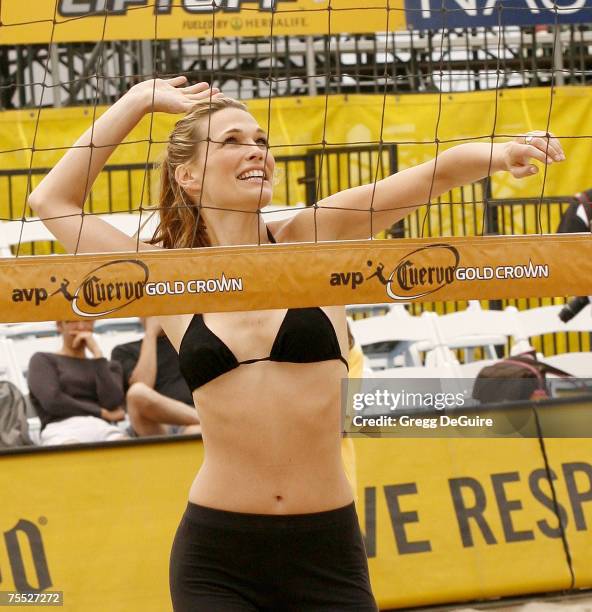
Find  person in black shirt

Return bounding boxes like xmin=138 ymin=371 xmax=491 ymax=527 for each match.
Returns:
xmin=111 ymin=317 xmax=200 ymax=437
xmin=28 ymin=320 xmax=127 ymax=445
xmin=557 ymin=188 xmax=592 ymax=233
xmin=556 ymin=189 xmax=591 ymax=321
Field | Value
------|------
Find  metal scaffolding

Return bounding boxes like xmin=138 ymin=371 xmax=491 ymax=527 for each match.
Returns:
xmin=1 ymin=26 xmax=591 ymax=110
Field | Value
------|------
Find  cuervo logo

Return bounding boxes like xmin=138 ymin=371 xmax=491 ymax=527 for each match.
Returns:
xmin=71 ymin=259 xmax=149 ymax=318
xmin=329 ymin=244 xmax=460 ymax=300
xmin=386 ymin=244 xmax=460 ymax=300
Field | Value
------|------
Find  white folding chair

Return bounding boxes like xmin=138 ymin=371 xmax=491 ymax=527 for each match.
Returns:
xmin=346 ymin=303 xmax=396 ymax=318
xmin=379 ymin=363 xmax=461 ymax=379
xmin=512 ymin=304 xmax=592 ymax=346
xmin=510 ymin=303 xmax=592 ymax=356
xmin=563 ymin=304 xmax=592 ymax=333
xmin=27 ymin=417 xmax=41 ymax=445
xmin=0 ymin=337 xmax=24 ymax=389
xmin=544 ymin=353 xmax=592 ymax=378
xmin=94 ymin=317 xmax=142 ymax=334
xmin=431 ymin=301 xmax=517 ymax=362
xmin=0 ymin=213 xmax=159 ymax=257
xmin=97 ymin=212 xmax=160 ymax=242
xmin=260 ymin=203 xmax=306 ymax=223
xmin=350 ymin=308 xmax=438 ymax=368
xmin=0 ymin=320 xmax=58 ymax=339
xmin=0 ymin=219 xmax=55 ymax=256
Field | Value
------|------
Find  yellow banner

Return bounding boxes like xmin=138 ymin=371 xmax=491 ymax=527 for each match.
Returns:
xmin=1 ymin=89 xmax=588 ymax=225
xmin=357 ymin=437 xmax=592 ymax=608
xmin=0 ymin=424 xmax=590 ymax=610
xmin=0 ymin=1 xmax=406 ymax=45
xmin=1 ymin=89 xmax=591 ymax=321
xmin=1 ymin=233 xmax=591 ymax=322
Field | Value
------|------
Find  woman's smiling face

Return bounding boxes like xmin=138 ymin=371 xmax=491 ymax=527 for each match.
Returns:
xmin=193 ymin=107 xmax=275 ymax=211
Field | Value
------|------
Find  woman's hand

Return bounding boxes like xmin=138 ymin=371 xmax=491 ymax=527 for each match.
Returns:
xmin=129 ymin=76 xmax=220 ymax=114
xmin=500 ymin=131 xmax=566 ymax=179
xmin=72 ymin=331 xmax=103 ymax=359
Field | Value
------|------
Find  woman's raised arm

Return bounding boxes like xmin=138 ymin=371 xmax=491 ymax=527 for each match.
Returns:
xmin=28 ymin=77 xmax=218 ymax=254
xmin=280 ymin=135 xmax=565 ymax=243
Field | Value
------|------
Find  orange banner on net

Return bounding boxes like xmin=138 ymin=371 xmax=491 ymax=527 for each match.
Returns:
xmin=1 ymin=233 xmax=591 ymax=323
xmin=0 ymin=1 xmax=406 ymax=46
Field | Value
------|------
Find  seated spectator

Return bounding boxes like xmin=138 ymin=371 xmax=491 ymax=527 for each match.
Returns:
xmin=557 ymin=189 xmax=591 ymax=320
xmin=28 ymin=320 xmax=128 ymax=446
xmin=111 ymin=317 xmax=200 ymax=437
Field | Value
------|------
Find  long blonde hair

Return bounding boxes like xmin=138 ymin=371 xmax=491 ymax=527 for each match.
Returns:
xmin=148 ymin=96 xmax=248 ymax=249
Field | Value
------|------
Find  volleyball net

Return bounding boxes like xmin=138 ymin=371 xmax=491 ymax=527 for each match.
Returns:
xmin=0 ymin=0 xmax=591 ymax=323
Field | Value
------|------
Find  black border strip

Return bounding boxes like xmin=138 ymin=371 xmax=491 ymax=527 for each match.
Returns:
xmin=0 ymin=432 xmax=202 ymax=457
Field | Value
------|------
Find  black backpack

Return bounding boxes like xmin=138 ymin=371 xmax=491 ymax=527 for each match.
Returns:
xmin=0 ymin=381 xmax=33 ymax=448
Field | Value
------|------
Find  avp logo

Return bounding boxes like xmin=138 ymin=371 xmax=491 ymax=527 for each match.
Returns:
xmin=329 ymin=244 xmax=460 ymax=301
xmin=1 ymin=519 xmax=52 ymax=593
xmin=12 ymin=259 xmax=149 ymax=318
xmin=58 ymin=0 xmax=296 ymax=16
xmin=12 ymin=276 xmax=77 ymax=307
xmin=329 ymin=271 xmax=365 ymax=290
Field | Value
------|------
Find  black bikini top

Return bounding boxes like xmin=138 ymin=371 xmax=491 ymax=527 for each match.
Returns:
xmin=178 ymin=228 xmax=348 ymax=392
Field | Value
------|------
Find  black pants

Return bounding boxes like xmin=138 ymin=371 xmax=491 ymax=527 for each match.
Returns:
xmin=169 ymin=501 xmax=378 ymax=611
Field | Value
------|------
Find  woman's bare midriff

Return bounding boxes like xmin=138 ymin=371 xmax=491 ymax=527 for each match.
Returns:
xmin=187 ymin=360 xmax=354 ymax=514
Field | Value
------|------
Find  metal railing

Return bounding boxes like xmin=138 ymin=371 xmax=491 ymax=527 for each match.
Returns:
xmin=0 ymin=144 xmax=575 ymax=241
xmin=0 ymin=143 xmax=397 ymax=225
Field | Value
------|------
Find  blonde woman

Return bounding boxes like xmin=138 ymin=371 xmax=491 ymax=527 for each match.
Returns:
xmin=28 ymin=76 xmax=564 ymax=611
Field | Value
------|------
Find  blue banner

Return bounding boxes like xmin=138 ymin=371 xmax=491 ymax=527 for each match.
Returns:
xmin=405 ymin=0 xmax=592 ymax=29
